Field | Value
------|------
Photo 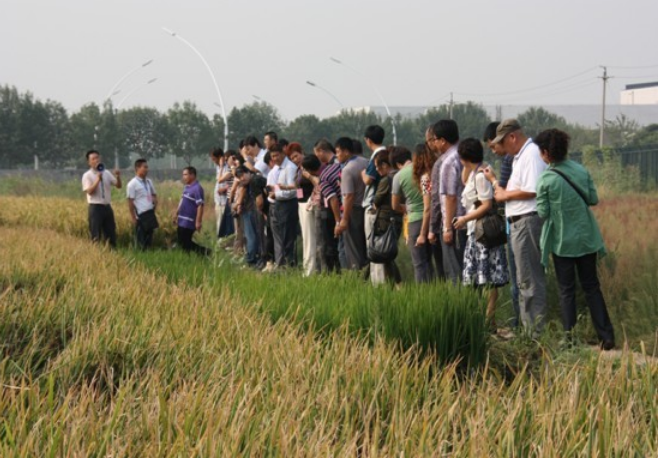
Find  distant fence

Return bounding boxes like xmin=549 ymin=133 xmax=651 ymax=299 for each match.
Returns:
xmin=0 ymin=168 xmax=217 ymax=183
xmin=571 ymin=146 xmax=658 ymax=186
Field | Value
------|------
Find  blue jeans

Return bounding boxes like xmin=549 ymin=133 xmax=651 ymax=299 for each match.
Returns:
xmin=242 ymin=210 xmax=260 ymax=266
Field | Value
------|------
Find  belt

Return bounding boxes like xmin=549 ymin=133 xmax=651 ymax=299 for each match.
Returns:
xmin=507 ymin=211 xmax=537 ymax=224
xmin=90 ymin=203 xmax=111 ymax=207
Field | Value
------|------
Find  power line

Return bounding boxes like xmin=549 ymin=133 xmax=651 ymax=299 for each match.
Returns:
xmin=607 ymin=64 xmax=657 ymax=69
xmin=450 ymin=67 xmax=599 ymax=98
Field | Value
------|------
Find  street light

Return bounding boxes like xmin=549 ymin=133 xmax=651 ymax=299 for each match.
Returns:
xmin=116 ymin=78 xmax=158 ymax=109
xmin=329 ymin=56 xmax=397 ymax=145
xmin=105 ymin=59 xmax=154 ymax=102
xmin=162 ymin=26 xmax=229 ymax=151
xmin=306 ymin=80 xmax=345 ymax=110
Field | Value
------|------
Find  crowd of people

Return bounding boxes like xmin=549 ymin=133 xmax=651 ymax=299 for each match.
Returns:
xmin=81 ymin=119 xmax=616 ymax=350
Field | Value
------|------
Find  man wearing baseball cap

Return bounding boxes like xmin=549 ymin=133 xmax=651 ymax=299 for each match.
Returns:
xmin=483 ymin=119 xmax=547 ymax=336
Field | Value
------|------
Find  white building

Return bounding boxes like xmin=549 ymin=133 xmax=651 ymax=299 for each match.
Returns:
xmin=620 ymin=82 xmax=658 ymax=105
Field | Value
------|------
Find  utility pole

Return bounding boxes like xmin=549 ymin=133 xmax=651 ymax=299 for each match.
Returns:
xmin=599 ymin=66 xmax=609 ymax=148
xmin=448 ymin=92 xmax=454 ymax=119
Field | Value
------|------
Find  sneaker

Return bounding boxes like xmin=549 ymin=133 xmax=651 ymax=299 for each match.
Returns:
xmin=262 ymin=261 xmax=275 ymax=273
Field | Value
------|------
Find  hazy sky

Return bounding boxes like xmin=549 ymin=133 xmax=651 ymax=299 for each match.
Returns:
xmin=3 ymin=0 xmax=657 ymax=121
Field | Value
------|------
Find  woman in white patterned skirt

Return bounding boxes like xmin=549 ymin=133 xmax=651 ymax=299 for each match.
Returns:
xmin=453 ymin=138 xmax=509 ymax=331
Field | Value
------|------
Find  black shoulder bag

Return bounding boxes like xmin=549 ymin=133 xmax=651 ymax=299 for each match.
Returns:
xmin=473 ymin=170 xmax=507 ymax=248
xmin=367 ymin=208 xmax=399 ymax=263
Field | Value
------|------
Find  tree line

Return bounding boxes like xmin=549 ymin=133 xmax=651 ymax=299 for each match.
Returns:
xmin=0 ymin=84 xmax=656 ymax=169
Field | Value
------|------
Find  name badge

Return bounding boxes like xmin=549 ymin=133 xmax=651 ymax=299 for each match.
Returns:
xmin=296 ymin=188 xmax=304 ymax=199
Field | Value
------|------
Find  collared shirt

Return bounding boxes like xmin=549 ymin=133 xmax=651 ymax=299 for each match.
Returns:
xmin=505 ymin=139 xmax=547 ymax=217
xmin=438 ymin=145 xmax=466 ymax=223
xmin=275 ymin=157 xmax=298 ymax=200
xmin=214 ymin=164 xmax=232 ymax=206
xmin=319 ymin=158 xmax=341 ymax=208
xmin=127 ymin=176 xmax=156 ymax=214
xmin=362 ymin=145 xmax=385 ymax=209
xmin=537 ymin=160 xmax=605 ymax=266
xmin=429 ymin=151 xmax=447 ymax=234
xmin=267 ymin=165 xmax=280 ymax=204
xmin=177 ymin=180 xmax=204 ymax=230
xmin=82 ymin=168 xmax=117 ymax=205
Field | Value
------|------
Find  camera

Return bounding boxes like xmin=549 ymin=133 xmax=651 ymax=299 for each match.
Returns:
xmin=97 ymin=163 xmax=105 ymax=172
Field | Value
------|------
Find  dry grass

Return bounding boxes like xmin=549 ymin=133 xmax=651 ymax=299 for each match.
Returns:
xmin=0 ymin=226 xmax=656 ymax=456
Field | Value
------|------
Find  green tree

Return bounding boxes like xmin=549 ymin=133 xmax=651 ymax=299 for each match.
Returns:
xmin=227 ymin=101 xmax=285 ymax=147
xmin=166 ymin=101 xmax=214 ymax=166
xmin=119 ymin=107 xmax=169 ymax=163
xmin=282 ymin=114 xmax=326 ymax=152
xmin=517 ymin=107 xmax=570 ymax=138
xmin=70 ymin=103 xmax=102 ymax=166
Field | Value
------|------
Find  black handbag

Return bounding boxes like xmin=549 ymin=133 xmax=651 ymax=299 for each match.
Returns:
xmin=367 ymin=209 xmax=399 ymax=263
xmin=472 ymin=170 xmax=506 ymax=248
xmin=138 ymin=209 xmax=159 ymax=232
xmin=474 ymin=208 xmax=507 ymax=248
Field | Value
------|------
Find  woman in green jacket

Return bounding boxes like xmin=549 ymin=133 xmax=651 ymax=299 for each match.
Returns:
xmin=535 ymin=129 xmax=615 ymax=350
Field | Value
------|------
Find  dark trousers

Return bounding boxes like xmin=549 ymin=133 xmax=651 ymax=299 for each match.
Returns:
xmin=343 ymin=207 xmax=367 ymax=271
xmin=88 ymin=204 xmax=117 ymax=248
xmin=407 ymin=219 xmax=435 ymax=283
xmin=553 ymin=252 xmax=615 ymax=343
xmin=317 ymin=208 xmax=340 ymax=273
xmin=271 ymin=199 xmax=298 ymax=267
xmin=135 ymin=223 xmax=154 ymax=250
xmin=177 ymin=226 xmax=208 ymax=255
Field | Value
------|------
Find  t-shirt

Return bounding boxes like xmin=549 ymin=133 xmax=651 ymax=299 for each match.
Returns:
xmin=391 ymin=163 xmax=424 ymax=223
xmin=340 ymin=155 xmax=368 ymax=208
xmin=126 ymin=176 xmax=156 ymax=215
xmin=178 ymin=181 xmax=204 ymax=230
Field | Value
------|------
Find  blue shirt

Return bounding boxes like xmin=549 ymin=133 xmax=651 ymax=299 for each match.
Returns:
xmin=178 ymin=181 xmax=204 ymax=230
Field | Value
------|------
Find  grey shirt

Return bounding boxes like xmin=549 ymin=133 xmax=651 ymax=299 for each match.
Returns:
xmin=341 ymin=155 xmax=369 ymax=208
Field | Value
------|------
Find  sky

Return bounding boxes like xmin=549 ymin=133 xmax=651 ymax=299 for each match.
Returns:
xmin=2 ymin=0 xmax=657 ymax=122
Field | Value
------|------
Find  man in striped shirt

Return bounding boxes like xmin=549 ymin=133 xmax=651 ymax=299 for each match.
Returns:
xmin=314 ymin=139 xmax=342 ymax=273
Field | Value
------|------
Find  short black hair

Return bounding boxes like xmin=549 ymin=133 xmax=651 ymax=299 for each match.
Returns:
xmin=265 ymin=131 xmax=278 ymax=142
xmin=314 ymin=139 xmax=335 ymax=154
xmin=483 ymin=122 xmax=499 ymax=142
xmin=389 ymin=146 xmax=412 ymax=167
xmin=432 ymin=119 xmax=459 ymax=144
xmin=134 ymin=158 xmax=147 ymax=169
xmin=457 ymin=138 xmax=483 ymax=164
xmin=226 ymin=150 xmax=245 ymax=165
xmin=534 ymin=128 xmax=570 ymax=163
xmin=301 ymin=154 xmax=321 ymax=172
xmin=373 ymin=149 xmax=390 ymax=167
xmin=277 ymin=138 xmax=289 ymax=148
xmin=263 ymin=152 xmax=272 ymax=164
xmin=244 ymin=136 xmax=262 ymax=148
xmin=364 ymin=125 xmax=385 ymax=144
xmin=269 ymin=143 xmax=284 ymax=154
xmin=184 ymin=166 xmax=197 ymax=176
xmin=334 ymin=137 xmax=354 ymax=154
xmin=234 ymin=165 xmax=251 ymax=178
xmin=210 ymin=147 xmax=224 ymax=158
xmin=86 ymin=149 xmax=99 ymax=160
xmin=352 ymin=139 xmax=363 ymax=155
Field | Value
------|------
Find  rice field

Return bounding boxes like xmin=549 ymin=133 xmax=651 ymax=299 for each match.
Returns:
xmin=0 ymin=182 xmax=656 ymax=455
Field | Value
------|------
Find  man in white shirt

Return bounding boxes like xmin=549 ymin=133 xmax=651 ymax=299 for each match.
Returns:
xmin=81 ymin=149 xmax=122 ymax=247
xmin=127 ymin=158 xmax=158 ymax=250
xmin=267 ymin=143 xmax=299 ymax=268
xmin=484 ymin=119 xmax=548 ymax=336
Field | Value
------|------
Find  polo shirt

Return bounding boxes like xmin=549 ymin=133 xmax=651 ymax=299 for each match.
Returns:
xmin=178 ymin=181 xmax=204 ymax=230
xmin=82 ymin=169 xmax=117 ymax=205
xmin=126 ymin=176 xmax=156 ymax=214
xmin=505 ymin=139 xmax=547 ymax=217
